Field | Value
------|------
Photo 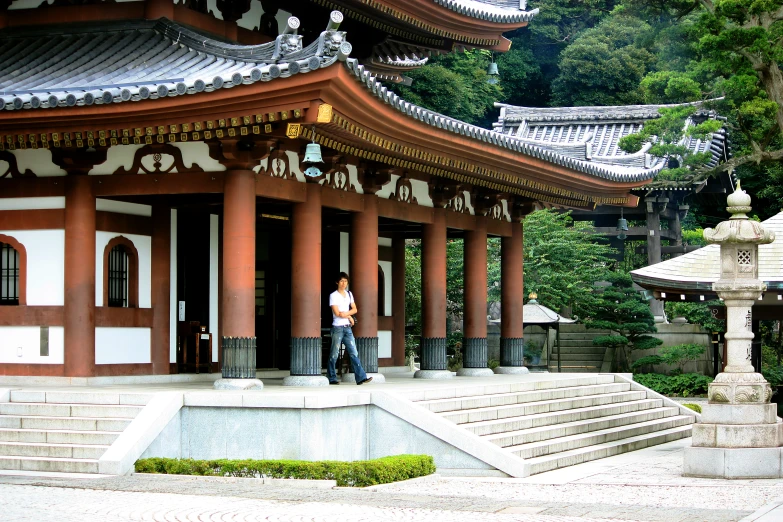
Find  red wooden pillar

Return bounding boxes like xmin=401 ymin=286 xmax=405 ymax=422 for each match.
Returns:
xmin=222 ymin=170 xmax=256 ymax=339
xmin=286 ymin=183 xmax=325 ymax=383
xmin=416 ymin=207 xmax=451 ymax=377
xmin=461 ymin=217 xmax=492 ymax=375
xmin=64 ymin=176 xmax=96 ymax=377
xmin=350 ymin=195 xmax=379 ymax=374
xmin=391 ymin=235 xmax=406 ymax=366
xmin=151 ymin=204 xmax=171 ymax=374
xmin=498 ymin=220 xmax=526 ymax=371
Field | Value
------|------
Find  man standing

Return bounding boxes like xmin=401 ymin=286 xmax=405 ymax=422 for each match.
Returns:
xmin=328 ymin=272 xmax=372 ymax=385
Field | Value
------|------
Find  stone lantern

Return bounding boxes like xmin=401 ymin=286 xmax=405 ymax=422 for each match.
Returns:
xmin=683 ymin=182 xmax=780 ymax=478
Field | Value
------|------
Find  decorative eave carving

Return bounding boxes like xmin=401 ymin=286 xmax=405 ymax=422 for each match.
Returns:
xmin=0 ymin=151 xmax=35 ymax=178
xmin=357 ymin=164 xmax=392 ymax=195
xmin=429 ymin=179 xmax=462 ymax=208
xmin=391 ymin=172 xmax=416 ymax=204
xmin=51 ymin=147 xmax=108 ymax=175
xmin=113 ymin=143 xmax=205 ymax=176
xmin=215 ymin=0 xmax=251 ymax=23
xmin=322 ymin=154 xmax=353 ymax=191
xmin=210 ymin=138 xmax=273 ymax=171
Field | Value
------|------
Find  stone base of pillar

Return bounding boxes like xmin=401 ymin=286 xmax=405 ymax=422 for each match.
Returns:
xmin=356 ymin=337 xmax=379 ymax=374
xmin=214 ymin=378 xmax=264 ymax=390
xmin=684 ymin=447 xmax=783 ymax=478
xmin=500 ymin=338 xmax=525 ymax=367
xmin=419 ymin=337 xmax=447 ymax=371
xmin=463 ymin=337 xmax=489 ymax=370
xmin=414 ymin=369 xmax=453 ymax=379
xmin=341 ymin=372 xmax=386 ymax=384
xmin=290 ymin=337 xmax=322 ymax=376
xmin=493 ymin=366 xmax=530 ymax=375
xmin=456 ymin=367 xmax=495 ymax=377
xmin=282 ymin=375 xmax=329 ymax=387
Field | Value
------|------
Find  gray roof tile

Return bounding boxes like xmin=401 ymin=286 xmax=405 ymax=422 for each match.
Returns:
xmin=433 ymin=0 xmax=539 ymax=23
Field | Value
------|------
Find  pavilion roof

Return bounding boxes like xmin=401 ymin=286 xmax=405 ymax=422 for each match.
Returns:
xmin=493 ymin=102 xmax=729 ymax=184
xmin=432 ymin=0 xmax=539 ymax=23
xmin=631 ymin=211 xmax=783 ymax=292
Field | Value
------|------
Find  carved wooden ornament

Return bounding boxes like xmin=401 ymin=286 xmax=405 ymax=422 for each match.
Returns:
xmin=0 ymin=151 xmax=35 ymax=178
xmin=113 ymin=143 xmax=205 ymax=175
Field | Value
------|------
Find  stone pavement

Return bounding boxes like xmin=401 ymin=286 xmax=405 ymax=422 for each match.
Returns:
xmin=1 ymin=438 xmax=782 ymax=522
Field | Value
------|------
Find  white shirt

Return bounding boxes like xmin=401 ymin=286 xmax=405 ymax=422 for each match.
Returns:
xmin=329 ymin=290 xmax=354 ymax=327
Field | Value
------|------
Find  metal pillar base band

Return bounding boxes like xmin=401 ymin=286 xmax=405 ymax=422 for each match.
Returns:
xmin=290 ymin=337 xmax=321 ymax=376
xmin=463 ymin=337 xmax=488 ymax=368
xmin=356 ymin=337 xmax=379 ymax=374
xmin=221 ymin=336 xmax=256 ymax=379
xmin=420 ymin=337 xmax=447 ymax=370
xmin=500 ymin=337 xmax=525 ymax=367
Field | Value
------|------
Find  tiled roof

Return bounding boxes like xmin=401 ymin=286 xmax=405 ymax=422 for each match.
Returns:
xmin=631 ymin=212 xmax=783 ymax=289
xmin=346 ymin=60 xmax=656 ymax=183
xmin=493 ymin=102 xmax=728 ymax=180
xmin=433 ymin=0 xmax=539 ymax=23
xmin=0 ymin=16 xmax=351 ymax=110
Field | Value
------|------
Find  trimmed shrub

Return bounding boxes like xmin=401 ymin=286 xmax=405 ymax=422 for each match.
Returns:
xmin=134 ymin=455 xmax=435 ymax=487
xmin=634 ymin=373 xmax=713 ymax=397
xmin=682 ymin=403 xmax=702 ymax=414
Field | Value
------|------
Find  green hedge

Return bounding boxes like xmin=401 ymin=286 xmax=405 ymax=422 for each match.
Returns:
xmin=634 ymin=373 xmax=713 ymax=397
xmin=682 ymin=403 xmax=702 ymax=414
xmin=134 ymin=455 xmax=435 ymax=487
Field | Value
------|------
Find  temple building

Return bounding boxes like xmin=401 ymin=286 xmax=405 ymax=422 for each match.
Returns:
xmin=0 ymin=0 xmax=655 ymax=380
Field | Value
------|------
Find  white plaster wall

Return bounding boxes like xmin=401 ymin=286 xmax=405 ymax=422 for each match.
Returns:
xmin=96 ymin=199 xmax=152 ymax=217
xmin=89 ymin=144 xmax=143 ymax=175
xmin=375 ymin=174 xmax=397 ymax=199
xmin=0 ymin=229 xmax=64 ymax=306
xmin=10 ymin=149 xmax=66 ymax=177
xmin=378 ymin=330 xmax=392 ymax=359
xmin=339 ymin=232 xmax=349 ymax=275
xmin=378 ymin=237 xmax=392 ymax=247
xmin=463 ymin=190 xmax=475 ymax=215
xmin=0 ymin=326 xmax=64 ymax=364
xmin=170 ymin=210 xmax=178 ymax=364
xmin=209 ymin=214 xmax=219 ymax=362
xmin=95 ymin=327 xmax=151 ymax=364
xmin=0 ymin=197 xmax=64 ymax=210
xmin=379 ymin=260 xmax=392 ymax=316
xmin=176 ymin=142 xmax=226 ymax=172
xmin=95 ymin=232 xmax=152 ymax=308
xmin=411 ymin=179 xmax=432 ymax=207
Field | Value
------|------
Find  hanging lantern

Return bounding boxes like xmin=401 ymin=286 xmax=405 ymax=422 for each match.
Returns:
xmin=616 ymin=207 xmax=629 ymax=240
xmin=487 ymin=60 xmax=499 ymax=85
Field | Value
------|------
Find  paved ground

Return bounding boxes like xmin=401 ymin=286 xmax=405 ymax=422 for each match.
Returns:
xmin=1 ymin=439 xmax=782 ymax=522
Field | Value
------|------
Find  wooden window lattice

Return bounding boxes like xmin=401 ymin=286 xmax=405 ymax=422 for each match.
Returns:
xmin=0 ymin=242 xmax=19 ymax=305
xmin=108 ymin=245 xmax=129 ymax=308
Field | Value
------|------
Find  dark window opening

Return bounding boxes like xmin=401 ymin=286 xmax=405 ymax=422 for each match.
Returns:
xmin=108 ymin=244 xmax=129 ymax=308
xmin=0 ymin=242 xmax=19 ymax=305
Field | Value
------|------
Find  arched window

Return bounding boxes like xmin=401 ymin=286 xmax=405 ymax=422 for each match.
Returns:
xmin=103 ymin=237 xmax=139 ymax=308
xmin=0 ymin=235 xmax=25 ymax=306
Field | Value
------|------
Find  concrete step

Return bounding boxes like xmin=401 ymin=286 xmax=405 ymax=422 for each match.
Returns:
xmin=441 ymin=391 xmax=648 ymax=424
xmin=0 ymin=441 xmax=108 ymax=459
xmin=9 ymin=390 xmax=152 ymax=406
xmin=484 ymin=407 xmax=681 ymax=447
xmin=509 ymin=415 xmax=694 ymax=459
xmin=419 ymin=383 xmax=630 ymax=413
xmin=555 ymin=342 xmax=606 ymax=350
xmin=549 ymin=353 xmax=605 ymax=362
xmin=524 ymin=425 xmax=693 ymax=476
xmin=557 ymin=332 xmax=610 ymax=340
xmin=0 ymin=403 xmax=142 ymax=419
xmin=0 ymin=455 xmax=100 ymax=473
xmin=464 ymin=399 xmax=665 ymax=436
xmin=403 ymin=375 xmax=617 ymax=402
xmin=0 ymin=415 xmax=132 ymax=432
xmin=0 ymin=428 xmax=120 ymax=445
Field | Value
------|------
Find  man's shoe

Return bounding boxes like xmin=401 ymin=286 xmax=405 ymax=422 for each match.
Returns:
xmin=329 ymin=381 xmax=340 ymax=385
xmin=357 ymin=377 xmax=373 ymax=385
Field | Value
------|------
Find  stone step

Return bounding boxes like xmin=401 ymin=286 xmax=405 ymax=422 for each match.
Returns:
xmin=464 ymin=399 xmax=665 ymax=436
xmin=0 ymin=415 xmax=132 ymax=432
xmin=419 ymin=383 xmax=630 ymax=413
xmin=0 ymin=455 xmax=100 ymax=473
xmin=524 ymin=425 xmax=693 ymax=476
xmin=484 ymin=407 xmax=680 ymax=447
xmin=9 ymin=390 xmax=152 ymax=406
xmin=0 ymin=441 xmax=108 ymax=459
xmin=403 ymin=375 xmax=617 ymax=402
xmin=549 ymin=353 xmax=605 ymax=361
xmin=554 ymin=342 xmax=606 ymax=350
xmin=547 ymin=366 xmax=601 ymax=373
xmin=441 ymin=391 xmax=648 ymax=424
xmin=0 ymin=403 xmax=142 ymax=419
xmin=509 ymin=415 xmax=694 ymax=459
xmin=0 ymin=427 xmax=120 ymax=445
xmin=557 ymin=332 xmax=610 ymax=340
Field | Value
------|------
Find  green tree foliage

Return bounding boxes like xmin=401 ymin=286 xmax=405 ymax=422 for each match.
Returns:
xmin=404 ymin=240 xmax=422 ymax=335
xmin=550 ymin=15 xmax=656 ymax=106
xmin=522 ymin=209 xmax=616 ymax=318
xmin=587 ymin=271 xmax=663 ymax=371
xmin=631 ymin=343 xmax=706 ymax=373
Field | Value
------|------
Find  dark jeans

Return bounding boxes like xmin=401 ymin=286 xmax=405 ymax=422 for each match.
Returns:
xmin=327 ymin=325 xmax=368 ymax=383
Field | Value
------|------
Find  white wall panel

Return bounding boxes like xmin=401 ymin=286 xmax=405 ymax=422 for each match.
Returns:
xmin=0 ymin=197 xmax=65 ymax=210
xmin=96 ymin=199 xmax=152 ymax=217
xmin=0 ymin=229 xmax=64 ymax=306
xmin=0 ymin=326 xmax=64 ymax=364
xmin=209 ymin=214 xmax=219 ymax=362
xmin=378 ymin=260 xmax=392 ymax=316
xmin=95 ymin=327 xmax=151 ymax=364
xmin=378 ymin=330 xmax=392 ymax=359
xmin=170 ymin=209 xmax=178 ymax=364
xmin=340 ymin=232 xmax=349 ymax=275
xmin=95 ymin=232 xmax=152 ymax=308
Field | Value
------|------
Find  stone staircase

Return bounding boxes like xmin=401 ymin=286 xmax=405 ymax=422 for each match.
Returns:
xmin=548 ymin=329 xmax=611 ymax=373
xmin=0 ymin=390 xmax=148 ymax=473
xmin=412 ymin=374 xmax=695 ymax=475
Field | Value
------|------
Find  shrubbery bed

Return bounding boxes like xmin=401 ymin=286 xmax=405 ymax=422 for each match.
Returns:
xmin=135 ymin=455 xmax=435 ymax=487
xmin=634 ymin=373 xmax=713 ymax=397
